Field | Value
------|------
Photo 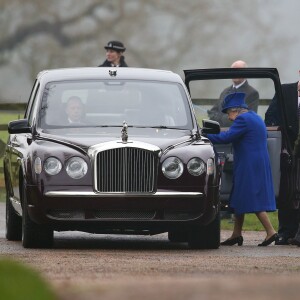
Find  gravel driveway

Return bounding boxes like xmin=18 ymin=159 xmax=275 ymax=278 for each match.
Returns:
xmin=0 ymin=203 xmax=299 ymax=300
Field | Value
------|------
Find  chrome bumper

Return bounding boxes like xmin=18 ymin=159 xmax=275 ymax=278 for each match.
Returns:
xmin=45 ymin=191 xmax=202 ymax=198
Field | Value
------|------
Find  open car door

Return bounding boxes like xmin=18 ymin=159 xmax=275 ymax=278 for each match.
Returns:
xmin=184 ymin=68 xmax=293 ymax=210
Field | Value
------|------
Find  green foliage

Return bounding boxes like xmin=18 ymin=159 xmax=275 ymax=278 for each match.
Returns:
xmin=0 ymin=112 xmax=20 ymax=141
xmin=0 ymin=258 xmax=57 ymax=300
xmin=0 ymin=113 xmax=20 ymax=191
xmin=221 ymin=211 xmax=278 ymax=231
xmin=0 ymin=188 xmax=5 ymax=202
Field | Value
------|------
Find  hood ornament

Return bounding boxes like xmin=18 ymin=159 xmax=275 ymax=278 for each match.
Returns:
xmin=109 ymin=70 xmax=117 ymax=77
xmin=121 ymin=121 xmax=128 ymax=143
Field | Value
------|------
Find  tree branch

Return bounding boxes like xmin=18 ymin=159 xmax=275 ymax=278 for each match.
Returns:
xmin=0 ymin=1 xmax=114 ymax=52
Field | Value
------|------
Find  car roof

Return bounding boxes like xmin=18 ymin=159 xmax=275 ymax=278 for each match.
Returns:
xmin=37 ymin=67 xmax=183 ymax=84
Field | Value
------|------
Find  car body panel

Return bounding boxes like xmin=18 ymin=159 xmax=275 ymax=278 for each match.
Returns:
xmin=4 ymin=68 xmax=221 ymax=246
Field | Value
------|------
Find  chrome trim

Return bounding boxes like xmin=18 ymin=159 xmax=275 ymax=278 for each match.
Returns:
xmin=10 ymin=196 xmax=21 ymax=206
xmin=45 ymin=191 xmax=202 ymax=198
xmin=121 ymin=121 xmax=128 ymax=143
xmin=88 ymin=140 xmax=162 ymax=158
xmin=10 ymin=196 xmax=22 ymax=215
xmin=36 ymin=135 xmax=86 ymax=155
xmin=88 ymin=140 xmax=162 ymax=193
xmin=162 ymin=138 xmax=193 ymax=155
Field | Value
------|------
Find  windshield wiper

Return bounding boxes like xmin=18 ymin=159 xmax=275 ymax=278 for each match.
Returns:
xmin=148 ymin=125 xmax=186 ymax=130
xmin=94 ymin=125 xmax=123 ymax=128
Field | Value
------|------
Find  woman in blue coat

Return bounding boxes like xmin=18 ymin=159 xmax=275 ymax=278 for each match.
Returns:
xmin=207 ymin=92 xmax=278 ymax=246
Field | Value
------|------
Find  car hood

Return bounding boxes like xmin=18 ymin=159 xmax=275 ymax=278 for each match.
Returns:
xmin=38 ymin=127 xmax=197 ymax=153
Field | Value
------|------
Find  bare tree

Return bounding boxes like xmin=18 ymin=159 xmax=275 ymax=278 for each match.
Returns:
xmin=0 ymin=0 xmax=294 ymax=101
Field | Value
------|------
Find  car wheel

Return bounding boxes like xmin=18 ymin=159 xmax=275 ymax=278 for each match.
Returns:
xmin=5 ymin=188 xmax=22 ymax=241
xmin=21 ymin=183 xmax=54 ymax=249
xmin=168 ymin=231 xmax=187 ymax=243
xmin=188 ymin=212 xmax=220 ymax=249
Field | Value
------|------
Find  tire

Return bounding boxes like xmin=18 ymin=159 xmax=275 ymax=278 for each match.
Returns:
xmin=21 ymin=183 xmax=54 ymax=249
xmin=6 ymin=188 xmax=22 ymax=241
xmin=188 ymin=212 xmax=220 ymax=249
xmin=168 ymin=231 xmax=188 ymax=243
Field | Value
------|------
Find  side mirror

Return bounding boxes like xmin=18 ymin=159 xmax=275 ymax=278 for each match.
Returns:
xmin=8 ymin=119 xmax=31 ymax=134
xmin=201 ymin=119 xmax=220 ymax=134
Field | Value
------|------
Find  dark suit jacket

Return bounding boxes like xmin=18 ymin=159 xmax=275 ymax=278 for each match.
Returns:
xmin=207 ymin=80 xmax=259 ymax=127
xmin=265 ymin=82 xmax=299 ymax=209
xmin=265 ymin=82 xmax=299 ymax=146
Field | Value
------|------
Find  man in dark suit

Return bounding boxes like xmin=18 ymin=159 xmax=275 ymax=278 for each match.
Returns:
xmin=265 ymin=80 xmax=300 ymax=245
xmin=65 ymin=96 xmax=85 ymax=124
xmin=207 ymin=60 xmax=259 ymax=127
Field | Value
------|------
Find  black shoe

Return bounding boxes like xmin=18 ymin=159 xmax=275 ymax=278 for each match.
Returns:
xmin=220 ymin=236 xmax=243 ymax=246
xmin=287 ymin=238 xmax=300 ymax=246
xmin=275 ymin=236 xmax=289 ymax=245
xmin=258 ymin=233 xmax=278 ymax=246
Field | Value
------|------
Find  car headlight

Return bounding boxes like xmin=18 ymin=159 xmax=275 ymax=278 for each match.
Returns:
xmin=162 ymin=157 xmax=183 ymax=179
xmin=44 ymin=157 xmax=62 ymax=175
xmin=66 ymin=157 xmax=88 ymax=179
xmin=187 ymin=158 xmax=206 ymax=176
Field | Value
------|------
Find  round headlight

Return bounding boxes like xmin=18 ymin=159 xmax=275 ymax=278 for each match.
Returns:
xmin=66 ymin=157 xmax=88 ymax=179
xmin=187 ymin=158 xmax=206 ymax=176
xmin=162 ymin=157 xmax=183 ymax=179
xmin=44 ymin=157 xmax=62 ymax=176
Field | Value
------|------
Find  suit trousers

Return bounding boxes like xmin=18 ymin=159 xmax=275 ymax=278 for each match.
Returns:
xmin=278 ymin=208 xmax=299 ymax=238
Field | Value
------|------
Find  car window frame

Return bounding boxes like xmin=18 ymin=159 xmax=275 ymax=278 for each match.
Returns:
xmin=25 ymin=80 xmax=40 ymax=127
xmin=184 ymin=67 xmax=291 ymax=153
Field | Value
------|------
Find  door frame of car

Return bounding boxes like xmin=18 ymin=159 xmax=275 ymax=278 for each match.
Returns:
xmin=184 ymin=67 xmax=291 ymax=207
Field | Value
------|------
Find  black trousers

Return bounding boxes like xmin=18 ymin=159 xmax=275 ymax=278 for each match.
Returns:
xmin=278 ymin=208 xmax=299 ymax=238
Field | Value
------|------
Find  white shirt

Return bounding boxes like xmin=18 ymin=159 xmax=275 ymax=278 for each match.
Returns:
xmin=233 ymin=80 xmax=246 ymax=89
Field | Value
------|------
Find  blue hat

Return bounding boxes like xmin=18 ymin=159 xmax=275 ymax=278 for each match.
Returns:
xmin=221 ymin=92 xmax=248 ymax=113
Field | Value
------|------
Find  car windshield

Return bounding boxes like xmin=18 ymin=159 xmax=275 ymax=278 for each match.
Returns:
xmin=38 ymin=80 xmax=193 ymax=130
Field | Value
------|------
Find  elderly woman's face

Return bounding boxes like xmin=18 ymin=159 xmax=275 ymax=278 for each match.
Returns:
xmin=226 ymin=109 xmax=239 ymax=121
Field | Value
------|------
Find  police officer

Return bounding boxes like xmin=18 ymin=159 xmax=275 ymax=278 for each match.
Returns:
xmin=99 ymin=41 xmax=128 ymax=67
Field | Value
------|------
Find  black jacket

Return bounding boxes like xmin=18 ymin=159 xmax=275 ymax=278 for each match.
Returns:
xmin=265 ymin=82 xmax=299 ymax=146
xmin=98 ymin=56 xmax=128 ymax=67
xmin=265 ymin=82 xmax=299 ymax=209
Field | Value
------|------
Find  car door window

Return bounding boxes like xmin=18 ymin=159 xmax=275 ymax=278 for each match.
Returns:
xmin=188 ymin=78 xmax=275 ymax=126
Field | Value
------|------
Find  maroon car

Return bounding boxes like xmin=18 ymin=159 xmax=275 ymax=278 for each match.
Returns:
xmin=4 ymin=67 xmax=221 ymax=249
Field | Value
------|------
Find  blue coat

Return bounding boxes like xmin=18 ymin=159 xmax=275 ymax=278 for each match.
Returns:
xmin=207 ymin=111 xmax=276 ymax=215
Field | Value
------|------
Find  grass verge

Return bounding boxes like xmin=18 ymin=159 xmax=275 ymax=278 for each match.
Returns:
xmin=0 ymin=188 xmax=5 ymax=202
xmin=0 ymin=258 xmax=58 ymax=300
xmin=221 ymin=211 xmax=278 ymax=231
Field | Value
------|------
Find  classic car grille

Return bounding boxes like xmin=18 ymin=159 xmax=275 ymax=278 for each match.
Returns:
xmin=96 ymin=147 xmax=158 ymax=192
